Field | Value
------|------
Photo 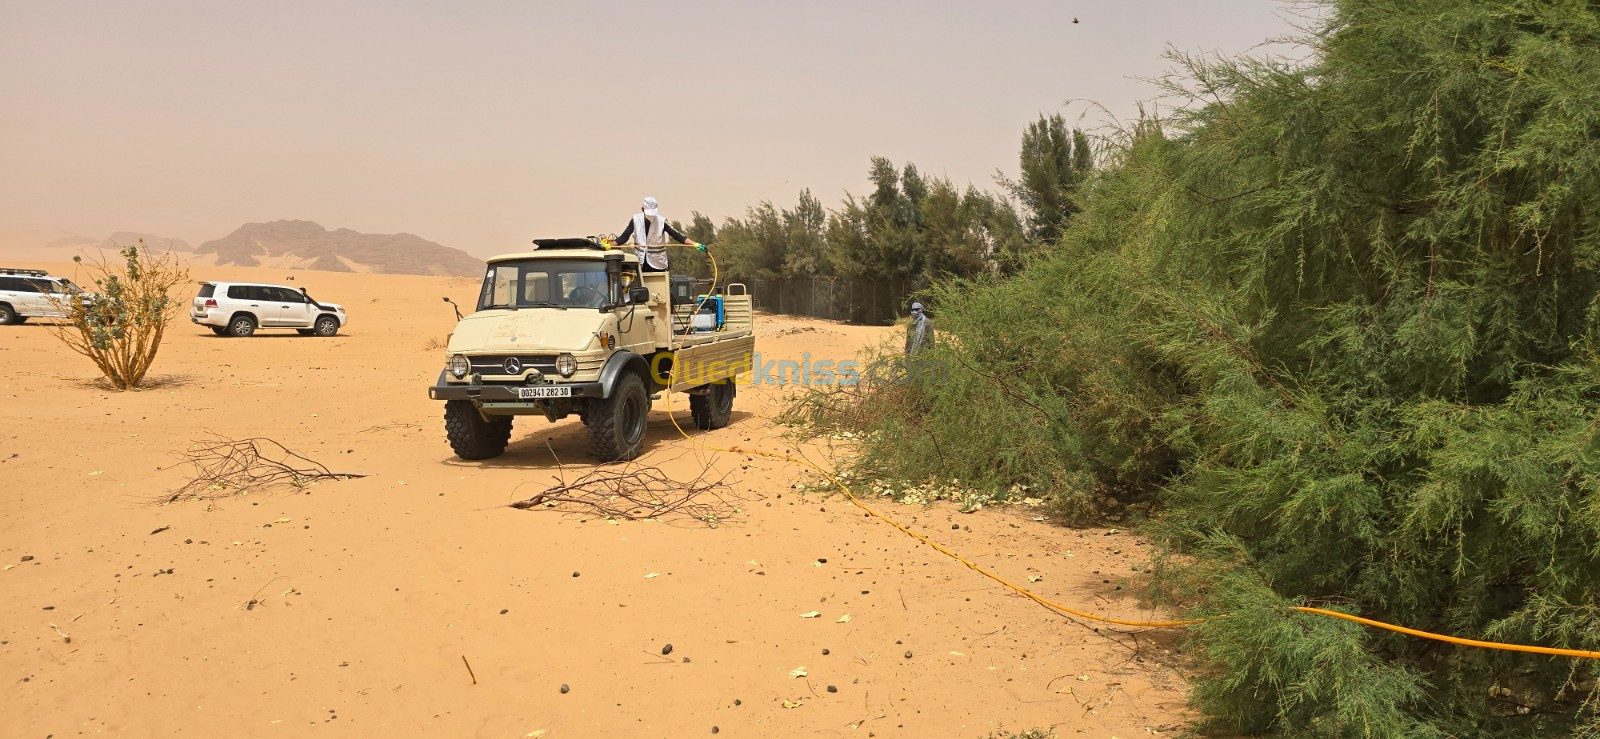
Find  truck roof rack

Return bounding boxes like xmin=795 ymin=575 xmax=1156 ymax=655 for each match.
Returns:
xmin=0 ymin=268 xmax=48 ymax=277
xmin=532 ymin=238 xmax=607 ymax=251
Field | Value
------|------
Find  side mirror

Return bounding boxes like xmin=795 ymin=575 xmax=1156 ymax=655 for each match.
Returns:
xmin=627 ymin=285 xmax=651 ymax=305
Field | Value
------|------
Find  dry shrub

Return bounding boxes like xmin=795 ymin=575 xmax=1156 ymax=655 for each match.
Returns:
xmin=48 ymin=241 xmax=188 ymax=390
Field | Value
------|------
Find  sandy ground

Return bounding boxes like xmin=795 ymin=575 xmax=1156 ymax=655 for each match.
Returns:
xmin=1 ymin=262 xmax=1191 ymax=738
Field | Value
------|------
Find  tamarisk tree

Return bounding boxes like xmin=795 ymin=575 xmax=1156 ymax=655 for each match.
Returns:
xmin=826 ymin=0 xmax=1600 ymax=733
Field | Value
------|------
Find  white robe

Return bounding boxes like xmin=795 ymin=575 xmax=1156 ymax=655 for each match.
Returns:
xmin=630 ymin=213 xmax=670 ymax=270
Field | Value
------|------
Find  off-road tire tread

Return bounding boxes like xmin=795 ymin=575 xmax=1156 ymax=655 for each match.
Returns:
xmin=0 ymin=304 xmax=16 ymax=325
xmin=584 ymin=373 xmax=647 ymax=461
xmin=690 ymin=382 xmax=736 ymax=430
xmin=444 ymin=400 xmax=512 ymax=460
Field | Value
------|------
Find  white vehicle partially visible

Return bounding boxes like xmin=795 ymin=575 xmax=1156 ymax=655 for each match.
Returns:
xmin=190 ymin=281 xmax=349 ymax=337
xmin=0 ymin=268 xmax=86 ymax=325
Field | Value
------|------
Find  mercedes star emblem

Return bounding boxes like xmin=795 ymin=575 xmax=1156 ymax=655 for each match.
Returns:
xmin=503 ymin=357 xmax=523 ymax=375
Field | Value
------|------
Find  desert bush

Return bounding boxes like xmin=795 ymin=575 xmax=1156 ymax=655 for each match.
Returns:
xmin=48 ymin=242 xmax=188 ymax=390
xmin=778 ymin=232 xmax=1185 ymax=523
xmin=836 ymin=0 xmax=1600 ymax=733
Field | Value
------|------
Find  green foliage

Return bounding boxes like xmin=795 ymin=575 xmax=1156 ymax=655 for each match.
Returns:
xmin=697 ymin=156 xmax=1027 ymax=323
xmin=820 ymin=0 xmax=1600 ymax=733
xmin=998 ymin=113 xmax=1095 ymax=245
xmin=48 ymin=242 xmax=189 ymax=390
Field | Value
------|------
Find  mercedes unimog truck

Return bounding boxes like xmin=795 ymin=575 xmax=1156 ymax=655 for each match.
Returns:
xmin=428 ymin=238 xmax=754 ymax=461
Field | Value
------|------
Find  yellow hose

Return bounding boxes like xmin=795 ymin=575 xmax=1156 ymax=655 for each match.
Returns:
xmin=652 ymin=243 xmax=1600 ymax=660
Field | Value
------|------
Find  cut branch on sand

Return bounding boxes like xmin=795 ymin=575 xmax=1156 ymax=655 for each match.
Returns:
xmin=508 ymin=462 xmax=740 ymax=527
xmin=164 ymin=435 xmax=365 ymax=503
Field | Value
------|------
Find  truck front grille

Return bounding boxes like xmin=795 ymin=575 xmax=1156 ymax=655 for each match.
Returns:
xmin=469 ymin=354 xmax=558 ymax=377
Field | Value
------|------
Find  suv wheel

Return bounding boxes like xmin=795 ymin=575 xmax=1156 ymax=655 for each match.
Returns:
xmin=210 ymin=326 xmax=230 ymax=336
xmin=314 ymin=315 xmax=339 ymax=336
xmin=228 ymin=314 xmax=257 ymax=337
xmin=584 ymin=373 xmax=649 ymax=461
xmin=0 ymin=304 xmax=16 ymax=326
xmin=689 ymin=382 xmax=736 ymax=430
xmin=444 ymin=400 xmax=512 ymax=460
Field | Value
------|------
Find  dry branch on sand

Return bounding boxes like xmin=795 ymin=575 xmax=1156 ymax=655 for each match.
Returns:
xmin=509 ymin=463 xmax=740 ymax=527
xmin=165 ymin=436 xmax=365 ymax=503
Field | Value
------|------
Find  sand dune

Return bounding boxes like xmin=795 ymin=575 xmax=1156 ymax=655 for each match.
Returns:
xmin=1 ymin=264 xmax=1189 ymax=737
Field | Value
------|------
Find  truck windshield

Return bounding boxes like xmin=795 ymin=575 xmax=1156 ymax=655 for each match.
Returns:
xmin=478 ymin=259 xmax=610 ymax=311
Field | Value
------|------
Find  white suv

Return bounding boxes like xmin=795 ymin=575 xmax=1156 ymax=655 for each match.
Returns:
xmin=191 ymin=281 xmax=349 ymax=337
xmin=0 ymin=268 xmax=85 ymax=325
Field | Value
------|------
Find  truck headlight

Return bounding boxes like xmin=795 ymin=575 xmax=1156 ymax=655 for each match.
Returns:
xmin=448 ymin=354 xmax=470 ymax=379
xmin=556 ymin=353 xmax=577 ymax=377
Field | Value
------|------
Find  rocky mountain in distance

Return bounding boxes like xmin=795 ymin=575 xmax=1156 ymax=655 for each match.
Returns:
xmin=46 ymin=233 xmax=97 ymax=249
xmin=195 ymin=220 xmax=483 ymax=277
xmin=100 ymin=232 xmax=193 ymax=252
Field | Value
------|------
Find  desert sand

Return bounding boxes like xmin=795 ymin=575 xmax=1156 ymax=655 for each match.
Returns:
xmin=2 ymin=261 xmax=1190 ymax=738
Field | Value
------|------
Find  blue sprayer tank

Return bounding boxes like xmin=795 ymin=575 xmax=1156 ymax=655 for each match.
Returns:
xmin=690 ymin=295 xmax=725 ymax=331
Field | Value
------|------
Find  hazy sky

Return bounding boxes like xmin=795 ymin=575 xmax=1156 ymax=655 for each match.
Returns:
xmin=0 ymin=1 xmax=1311 ymax=258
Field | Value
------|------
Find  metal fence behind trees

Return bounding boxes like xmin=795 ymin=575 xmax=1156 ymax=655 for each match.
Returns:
xmin=730 ymin=276 xmax=921 ymax=326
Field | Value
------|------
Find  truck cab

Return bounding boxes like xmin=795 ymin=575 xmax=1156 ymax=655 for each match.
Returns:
xmin=429 ymin=238 xmax=754 ymax=461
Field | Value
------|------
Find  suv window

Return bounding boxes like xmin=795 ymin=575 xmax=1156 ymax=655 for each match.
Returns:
xmin=0 ymin=276 xmax=19 ymax=292
xmin=197 ymin=284 xmax=215 ymax=298
xmin=227 ymin=285 xmax=273 ymax=301
xmin=268 ymin=287 xmax=304 ymax=303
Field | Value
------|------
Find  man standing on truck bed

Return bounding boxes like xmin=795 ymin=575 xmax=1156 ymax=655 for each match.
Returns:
xmin=616 ymin=196 xmax=703 ymax=272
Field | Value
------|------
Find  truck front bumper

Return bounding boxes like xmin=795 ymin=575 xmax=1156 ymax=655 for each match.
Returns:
xmin=428 ymin=382 xmax=605 ymax=401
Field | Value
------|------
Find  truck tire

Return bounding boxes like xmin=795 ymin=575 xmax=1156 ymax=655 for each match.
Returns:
xmin=444 ymin=399 xmax=512 ymax=460
xmin=314 ymin=315 xmax=339 ymax=336
xmin=584 ymin=372 xmax=648 ymax=461
xmin=690 ymin=382 xmax=736 ymax=430
xmin=211 ymin=326 xmax=230 ymax=336
xmin=0 ymin=304 xmax=16 ymax=325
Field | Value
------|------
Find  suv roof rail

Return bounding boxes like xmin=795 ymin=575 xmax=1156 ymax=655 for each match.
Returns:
xmin=0 ymin=268 xmax=48 ymax=277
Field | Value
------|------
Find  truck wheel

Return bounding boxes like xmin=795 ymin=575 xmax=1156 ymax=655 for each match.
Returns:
xmin=314 ymin=315 xmax=339 ymax=336
xmin=228 ymin=314 xmax=257 ymax=337
xmin=296 ymin=329 xmax=315 ymax=336
xmin=444 ymin=400 xmax=512 ymax=460
xmin=210 ymin=326 xmax=230 ymax=336
xmin=0 ymin=304 xmax=16 ymax=325
xmin=584 ymin=373 xmax=648 ymax=461
xmin=689 ymin=382 xmax=736 ymax=430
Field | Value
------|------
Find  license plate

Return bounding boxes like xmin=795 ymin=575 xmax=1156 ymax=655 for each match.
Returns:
xmin=516 ymin=385 xmax=572 ymax=399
